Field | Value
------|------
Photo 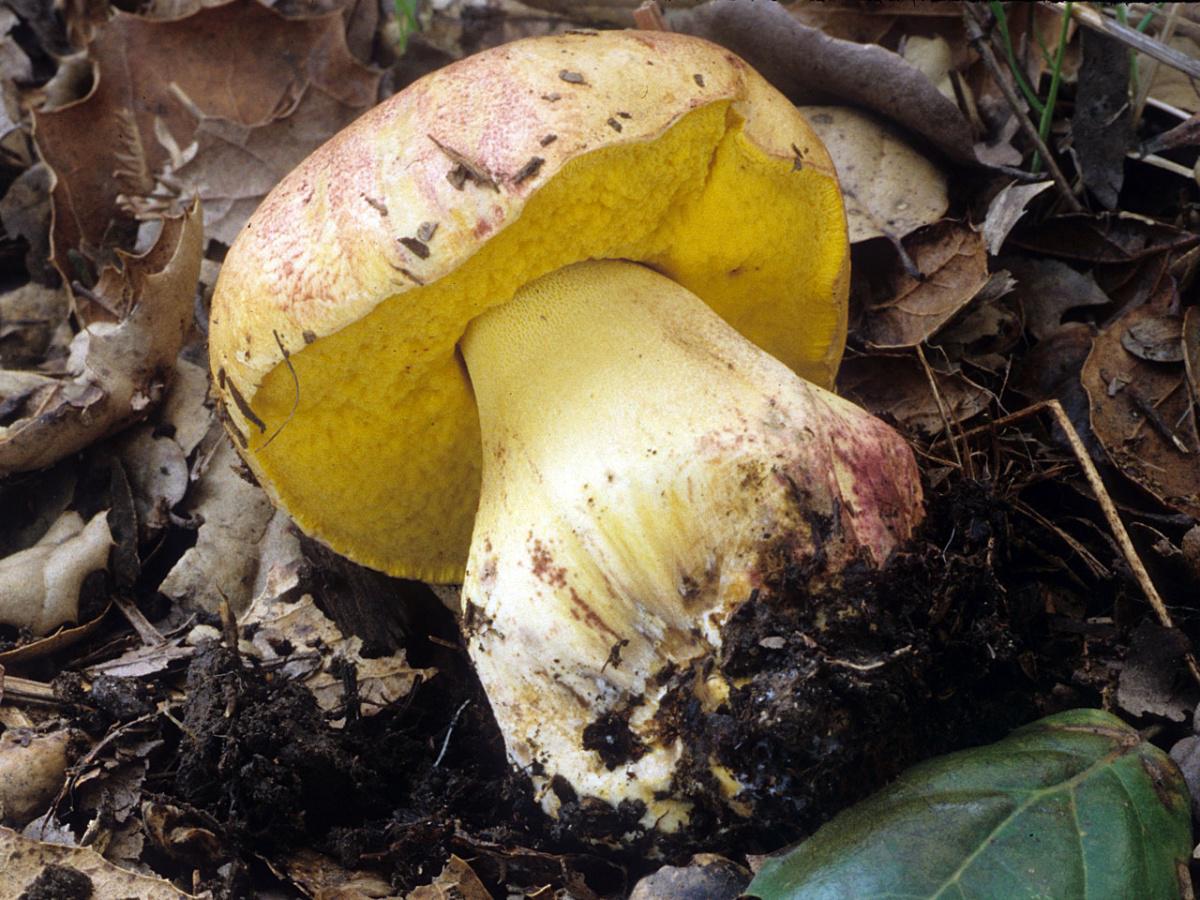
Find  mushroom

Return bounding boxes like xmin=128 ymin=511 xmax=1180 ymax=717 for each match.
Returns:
xmin=210 ymin=31 xmax=923 ymax=834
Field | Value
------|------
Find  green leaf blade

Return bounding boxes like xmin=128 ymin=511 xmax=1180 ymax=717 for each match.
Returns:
xmin=746 ymin=710 xmax=1192 ymax=900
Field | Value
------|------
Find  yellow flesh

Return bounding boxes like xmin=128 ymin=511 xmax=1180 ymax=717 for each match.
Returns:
xmin=247 ymin=102 xmax=848 ymax=582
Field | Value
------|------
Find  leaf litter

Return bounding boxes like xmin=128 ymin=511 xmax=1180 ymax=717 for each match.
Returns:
xmin=0 ymin=0 xmax=1198 ymax=896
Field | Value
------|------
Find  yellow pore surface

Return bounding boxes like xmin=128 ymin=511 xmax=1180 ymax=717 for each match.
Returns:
xmin=247 ymin=101 xmax=849 ymax=583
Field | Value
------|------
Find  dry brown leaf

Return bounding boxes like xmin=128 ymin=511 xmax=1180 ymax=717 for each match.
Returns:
xmin=928 ymin=271 xmax=1019 ymax=371
xmin=0 ymin=824 xmax=192 ymax=898
xmin=671 ymin=0 xmax=985 ymax=166
xmin=1002 ymin=256 xmax=1112 ymax=341
xmin=159 ymin=436 xmax=278 ymax=614
xmin=0 ymin=7 xmax=30 ymax=165
xmin=1008 ymin=213 xmax=1200 ymax=264
xmin=0 ymin=510 xmax=111 ymax=635
xmin=838 ymin=354 xmax=991 ymax=435
xmin=980 ymin=180 xmax=1053 ymax=255
xmin=0 ymin=164 xmax=55 ymax=285
xmin=160 ymin=356 xmax=212 ymax=458
xmin=33 ymin=0 xmax=379 ymax=280
xmin=0 ymin=729 xmax=71 ymax=827
xmin=1122 ymin=314 xmax=1185 ymax=363
xmin=800 ymin=105 xmax=947 ymax=244
xmin=0 ymin=202 xmax=202 ymax=476
xmin=1082 ymin=304 xmax=1200 ymax=518
xmin=787 ymin=2 xmax=899 ymax=45
xmin=407 ymin=854 xmax=491 ymax=900
xmin=0 ymin=282 xmax=70 ymax=369
xmin=1117 ymin=621 xmax=1196 ymax=722
xmin=284 ymin=848 xmax=397 ymax=899
xmin=164 ymin=81 xmax=378 ymax=245
xmin=241 ymin=591 xmax=433 ymax=724
xmin=864 ymin=220 xmax=991 ymax=348
xmin=117 ymin=429 xmax=188 ymax=539
xmin=1146 ymin=35 xmax=1200 ymax=113
xmin=0 ymin=607 xmax=109 ymax=666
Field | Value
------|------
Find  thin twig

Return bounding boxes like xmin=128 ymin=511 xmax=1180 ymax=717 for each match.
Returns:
xmin=954 ymin=398 xmax=1200 ymax=687
xmin=965 ymin=5 xmax=1084 ymax=213
xmin=111 ymin=593 xmax=166 ymax=646
xmin=1064 ymin=2 xmax=1200 ymax=80
xmin=915 ymin=344 xmax=964 ymax=470
xmin=0 ymin=673 xmax=63 ymax=706
xmin=1129 ymin=150 xmax=1196 ymax=179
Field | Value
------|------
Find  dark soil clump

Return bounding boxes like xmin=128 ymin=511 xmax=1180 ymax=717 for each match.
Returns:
xmin=149 ymin=471 xmax=1104 ymax=896
xmin=17 ymin=864 xmax=93 ymax=900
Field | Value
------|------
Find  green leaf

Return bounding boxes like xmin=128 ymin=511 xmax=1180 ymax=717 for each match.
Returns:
xmin=745 ymin=709 xmax=1192 ymax=900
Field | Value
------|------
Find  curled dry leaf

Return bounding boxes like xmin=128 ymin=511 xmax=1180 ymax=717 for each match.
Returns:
xmin=241 ymin=589 xmax=434 ymax=725
xmin=800 ymin=105 xmax=947 ymax=244
xmin=159 ymin=436 xmax=279 ymax=615
xmin=407 ymin=854 xmax=491 ymax=900
xmin=1082 ymin=304 xmax=1200 ymax=518
xmin=0 ymin=509 xmax=111 ymax=636
xmin=864 ymin=220 xmax=991 ymax=348
xmin=980 ymin=180 xmax=1053 ymax=255
xmin=838 ymin=354 xmax=991 ymax=435
xmin=0 ymin=202 xmax=202 ymax=476
xmin=0 ymin=825 xmax=192 ymax=899
xmin=671 ymin=0 xmax=984 ymax=166
xmin=0 ymin=729 xmax=71 ymax=827
xmin=0 ymin=610 xmax=109 ymax=667
xmin=1002 ymin=256 xmax=1113 ymax=342
xmin=33 ymin=0 xmax=379 ymax=281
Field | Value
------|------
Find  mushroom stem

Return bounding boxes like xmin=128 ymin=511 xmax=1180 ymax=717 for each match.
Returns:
xmin=460 ymin=259 xmax=922 ymax=831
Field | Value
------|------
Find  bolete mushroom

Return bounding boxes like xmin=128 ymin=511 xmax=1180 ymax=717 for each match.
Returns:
xmin=210 ymin=31 xmax=923 ymax=834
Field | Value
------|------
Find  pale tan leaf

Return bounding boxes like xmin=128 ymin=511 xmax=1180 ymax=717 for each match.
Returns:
xmin=0 ymin=510 xmax=111 ymax=635
xmin=800 ymin=105 xmax=948 ymax=244
xmin=0 ymin=825 xmax=193 ymax=899
xmin=159 ymin=436 xmax=279 ymax=615
xmin=980 ymin=180 xmax=1053 ymax=255
xmin=0 ymin=729 xmax=71 ymax=827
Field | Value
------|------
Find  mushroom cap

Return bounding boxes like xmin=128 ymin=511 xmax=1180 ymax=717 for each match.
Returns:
xmin=209 ymin=30 xmax=850 ymax=583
